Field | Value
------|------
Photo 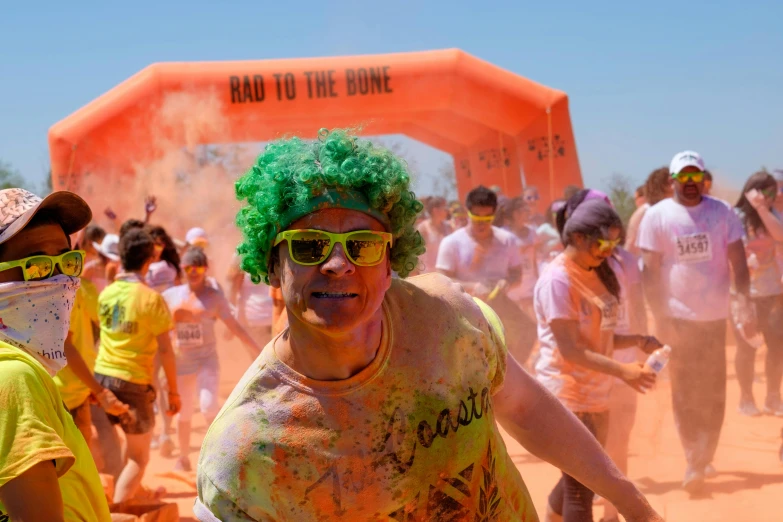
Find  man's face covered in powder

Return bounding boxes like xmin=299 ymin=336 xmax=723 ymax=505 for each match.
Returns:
xmin=270 ymin=208 xmax=392 ymax=333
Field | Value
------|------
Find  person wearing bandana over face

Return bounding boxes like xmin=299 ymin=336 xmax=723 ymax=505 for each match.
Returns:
xmin=535 ymin=196 xmax=661 ymax=522
xmin=638 ymin=151 xmax=752 ymax=494
xmin=194 ymin=129 xmax=663 ymax=522
xmin=94 ymin=228 xmax=181 ymax=503
xmin=0 ymin=188 xmax=112 ymax=521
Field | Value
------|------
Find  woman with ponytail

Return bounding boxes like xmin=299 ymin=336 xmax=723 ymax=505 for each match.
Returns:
xmin=534 ymin=194 xmax=661 ymax=522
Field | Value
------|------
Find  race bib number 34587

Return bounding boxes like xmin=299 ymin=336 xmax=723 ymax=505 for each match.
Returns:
xmin=676 ymin=233 xmax=713 ymax=264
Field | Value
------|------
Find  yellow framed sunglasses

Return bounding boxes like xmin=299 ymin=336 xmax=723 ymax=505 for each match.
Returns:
xmin=674 ymin=171 xmax=705 ymax=184
xmin=273 ymin=229 xmax=393 ymax=266
xmin=596 ymin=238 xmax=621 ymax=252
xmin=467 ymin=211 xmax=495 ymax=223
xmin=0 ymin=250 xmax=85 ymax=281
xmin=184 ymin=265 xmax=207 ymax=275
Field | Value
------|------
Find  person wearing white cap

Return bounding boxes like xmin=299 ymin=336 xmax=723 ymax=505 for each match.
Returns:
xmin=185 ymin=227 xmax=209 ymax=249
xmin=637 ymin=151 xmax=752 ymax=493
xmin=0 ymin=188 xmax=113 ymax=521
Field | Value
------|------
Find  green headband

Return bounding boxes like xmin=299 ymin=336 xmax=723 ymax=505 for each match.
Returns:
xmin=277 ymin=188 xmax=391 ymax=233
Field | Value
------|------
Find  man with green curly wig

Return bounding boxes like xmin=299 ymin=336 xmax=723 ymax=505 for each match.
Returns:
xmin=195 ymin=129 xmax=662 ymax=522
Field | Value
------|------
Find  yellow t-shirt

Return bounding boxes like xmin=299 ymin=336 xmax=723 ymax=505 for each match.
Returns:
xmin=196 ymin=273 xmax=539 ymax=521
xmin=0 ymin=343 xmax=111 ymax=521
xmin=94 ymin=278 xmax=174 ymax=385
xmin=53 ymin=280 xmax=100 ymax=410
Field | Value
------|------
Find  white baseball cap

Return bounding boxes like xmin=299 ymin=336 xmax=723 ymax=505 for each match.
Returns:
xmin=185 ymin=227 xmax=208 ymax=246
xmin=0 ymin=188 xmax=92 ymax=246
xmin=670 ymin=151 xmax=706 ymax=175
xmin=93 ymin=234 xmax=120 ymax=262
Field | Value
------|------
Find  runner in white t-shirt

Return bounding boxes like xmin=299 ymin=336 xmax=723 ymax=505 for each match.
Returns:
xmin=163 ymin=247 xmax=261 ymax=472
xmin=637 ymin=150 xmax=752 ymax=494
xmin=437 ymin=186 xmax=530 ymax=364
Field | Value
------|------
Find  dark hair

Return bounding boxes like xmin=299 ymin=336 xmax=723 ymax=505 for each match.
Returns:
xmin=465 ymin=186 xmax=497 ymax=212
xmin=557 ymin=196 xmax=622 ymax=300
xmin=120 ymin=219 xmax=145 ymax=239
xmin=644 ymin=167 xmax=671 ymax=205
xmin=84 ymin=224 xmax=105 ymax=245
xmin=555 ymin=189 xmax=590 ymax=237
xmin=735 ymin=171 xmax=777 ymax=235
xmin=182 ymin=246 xmax=208 ymax=267
xmin=120 ymin=228 xmax=155 ymax=272
xmin=425 ymin=196 xmax=447 ymax=216
xmin=147 ymin=225 xmax=182 ymax=278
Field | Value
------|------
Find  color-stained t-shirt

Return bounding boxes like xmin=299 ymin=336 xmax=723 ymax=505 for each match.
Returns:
xmin=94 ymin=275 xmax=174 ymax=385
xmin=0 ymin=344 xmax=111 ymax=522
xmin=436 ymin=226 xmax=523 ymax=284
xmin=637 ymin=196 xmax=743 ymax=321
xmin=534 ymin=253 xmax=617 ymax=413
xmin=195 ymin=274 xmax=539 ymax=522
xmin=53 ymin=280 xmax=100 ymax=410
xmin=162 ymin=284 xmax=233 ymax=375
xmin=734 ymin=207 xmax=783 ymax=297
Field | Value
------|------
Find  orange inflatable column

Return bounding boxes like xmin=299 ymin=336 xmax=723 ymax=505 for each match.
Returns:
xmin=453 ymin=151 xmax=474 ymax=202
xmin=463 ymin=131 xmax=523 ymax=198
xmin=515 ymin=97 xmax=582 ymax=205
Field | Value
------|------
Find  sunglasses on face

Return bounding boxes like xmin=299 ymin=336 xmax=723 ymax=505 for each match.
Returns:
xmin=0 ymin=250 xmax=85 ymax=281
xmin=467 ymin=212 xmax=495 ymax=223
xmin=761 ymin=188 xmax=777 ymax=199
xmin=274 ymin=229 xmax=393 ymax=267
xmin=674 ymin=171 xmax=705 ymax=184
xmin=596 ymin=238 xmax=621 ymax=253
xmin=184 ymin=265 xmax=207 ymax=275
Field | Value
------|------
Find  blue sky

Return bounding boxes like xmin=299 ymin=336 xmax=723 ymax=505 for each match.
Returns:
xmin=2 ymin=0 xmax=781 ymax=196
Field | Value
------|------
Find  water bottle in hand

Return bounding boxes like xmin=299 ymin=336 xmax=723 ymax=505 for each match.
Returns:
xmin=644 ymin=345 xmax=672 ymax=374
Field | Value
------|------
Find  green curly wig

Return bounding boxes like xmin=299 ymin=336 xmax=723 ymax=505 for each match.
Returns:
xmin=235 ymin=128 xmax=425 ymax=284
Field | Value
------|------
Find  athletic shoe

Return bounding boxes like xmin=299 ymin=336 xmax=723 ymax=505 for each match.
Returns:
xmin=683 ymin=467 xmax=705 ymax=494
xmin=160 ymin=436 xmax=175 ymax=458
xmin=174 ymin=456 xmax=192 ymax=472
xmin=738 ymin=398 xmax=762 ymax=417
xmin=704 ymin=463 xmax=718 ymax=478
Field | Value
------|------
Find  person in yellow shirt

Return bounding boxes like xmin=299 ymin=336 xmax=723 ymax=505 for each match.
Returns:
xmin=0 ymin=187 xmax=111 ymax=522
xmin=53 ymin=278 xmax=129 ymax=444
xmin=94 ymin=227 xmax=181 ymax=503
xmin=195 ymin=129 xmax=663 ymax=522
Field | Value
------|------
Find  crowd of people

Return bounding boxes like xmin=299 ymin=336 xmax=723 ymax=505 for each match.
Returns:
xmin=0 ymin=129 xmax=780 ymax=521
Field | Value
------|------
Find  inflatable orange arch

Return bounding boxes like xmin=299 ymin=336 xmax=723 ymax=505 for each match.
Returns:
xmin=49 ymin=49 xmax=582 ymax=204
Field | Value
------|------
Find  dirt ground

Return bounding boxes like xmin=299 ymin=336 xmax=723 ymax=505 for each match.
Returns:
xmin=143 ymin=339 xmax=782 ymax=521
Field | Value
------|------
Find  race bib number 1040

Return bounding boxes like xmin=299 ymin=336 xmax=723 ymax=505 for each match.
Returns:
xmin=676 ymin=233 xmax=712 ymax=264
